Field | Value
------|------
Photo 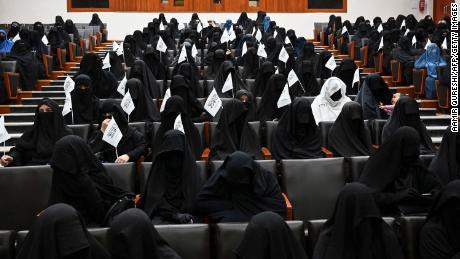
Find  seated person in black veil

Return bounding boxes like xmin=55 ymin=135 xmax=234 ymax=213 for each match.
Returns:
xmin=89 ymin=100 xmax=146 ymax=164
xmin=205 ymin=48 xmax=226 ymax=80
xmin=334 ymin=59 xmax=359 ymax=95
xmin=64 ymin=19 xmax=80 ymax=44
xmin=129 ymin=59 xmax=162 ymax=99
xmin=234 ymin=211 xmax=309 ymax=259
xmin=6 ymin=40 xmax=45 ymax=90
xmin=355 ymin=74 xmax=393 ymax=120
xmin=327 ymin=102 xmax=374 ymax=157
xmin=296 ymin=60 xmax=320 ymax=96
xmin=123 ymin=36 xmax=137 ymax=67
xmin=257 ymin=74 xmax=288 ymax=122
xmin=144 ymin=44 xmax=169 ymax=81
xmin=76 ymin=53 xmax=119 ymax=99
xmin=313 ymin=183 xmax=405 ymax=259
xmin=252 ymin=61 xmax=276 ymax=97
xmin=196 ymin=151 xmax=286 ymax=222
xmin=366 ymin=30 xmax=381 ymax=68
xmin=392 ymin=36 xmax=418 ymax=85
xmin=271 ymin=98 xmax=322 ymax=160
xmin=352 ymin=23 xmax=369 ymax=59
xmin=420 ymin=180 xmax=460 ymax=259
xmin=317 ymin=51 xmax=334 ymax=80
xmin=174 ymin=62 xmax=202 ymax=98
xmin=108 ymin=51 xmax=125 ymax=81
xmin=108 ymin=209 xmax=182 ymax=259
xmin=125 ymin=78 xmax=160 ymax=122
xmin=382 ymin=96 xmax=435 ymax=154
xmin=240 ymin=47 xmax=259 ymax=79
xmin=296 ymin=41 xmax=319 ymax=77
xmin=429 ymin=128 xmax=459 ymax=185
xmin=49 ymin=136 xmax=131 ymax=226
xmin=15 ymin=204 xmax=110 ymax=259
xmin=65 ymin=74 xmax=100 ymax=125
xmin=1 ymin=99 xmax=72 ymax=167
xmin=236 ymin=89 xmax=257 ymax=122
xmin=141 ymin=130 xmax=203 ymax=225
xmin=210 ymin=99 xmax=263 ymax=160
xmin=152 ymin=96 xmax=203 ymax=160
xmin=213 ymin=60 xmax=248 ymax=98
xmin=170 ymin=75 xmax=209 ymax=122
xmin=359 ymin=127 xmax=441 ymax=216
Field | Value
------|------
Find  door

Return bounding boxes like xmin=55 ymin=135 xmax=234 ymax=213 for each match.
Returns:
xmin=434 ymin=0 xmax=454 ymax=22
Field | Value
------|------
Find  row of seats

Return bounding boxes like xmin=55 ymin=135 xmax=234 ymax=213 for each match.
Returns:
xmin=0 ymin=156 xmax=435 ymax=231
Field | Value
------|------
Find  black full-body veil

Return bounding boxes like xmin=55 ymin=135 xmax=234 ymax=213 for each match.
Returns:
xmin=429 ymin=128 xmax=460 ymax=185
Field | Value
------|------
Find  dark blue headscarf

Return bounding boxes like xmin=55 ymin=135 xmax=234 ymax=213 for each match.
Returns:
xmin=263 ymin=16 xmax=271 ymax=32
xmin=224 ymin=19 xmax=233 ymax=32
xmin=0 ymin=29 xmax=14 ymax=53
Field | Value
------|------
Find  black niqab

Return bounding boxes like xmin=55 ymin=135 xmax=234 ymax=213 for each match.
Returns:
xmin=129 ymin=59 xmax=161 ymax=99
xmin=76 ymin=53 xmax=119 ymax=98
xmin=257 ymin=74 xmax=288 ymax=122
xmin=213 ymin=60 xmax=248 ymax=98
xmin=252 ymin=61 xmax=275 ymax=97
xmin=69 ymin=74 xmax=100 ymax=124
xmin=125 ymin=78 xmax=160 ymax=122
xmin=429 ymin=128 xmax=459 ymax=185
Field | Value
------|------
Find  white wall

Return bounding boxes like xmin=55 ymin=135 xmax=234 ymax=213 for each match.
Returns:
xmin=0 ymin=0 xmax=433 ymax=40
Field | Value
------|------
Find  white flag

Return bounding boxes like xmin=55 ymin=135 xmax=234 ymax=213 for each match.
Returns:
xmin=400 ymin=20 xmax=406 ymax=29
xmin=352 ymin=68 xmax=360 ymax=88
xmin=12 ymin=33 xmax=20 ymax=42
xmin=287 ymin=69 xmax=299 ymax=86
xmin=404 ymin=29 xmax=409 ymax=36
xmin=159 ymin=22 xmax=165 ymax=31
xmin=102 ymin=52 xmax=111 ymax=69
xmin=41 ymin=35 xmax=48 ymax=45
xmin=341 ymin=26 xmax=348 ymax=35
xmin=116 ymin=43 xmax=124 ymax=56
xmin=277 ymin=83 xmax=291 ymax=108
xmin=425 ymin=38 xmax=432 ymax=50
xmin=285 ymin=35 xmax=291 ymax=45
xmin=257 ymin=44 xmax=267 ymax=58
xmin=278 ymin=46 xmax=289 ymax=63
xmin=178 ymin=23 xmax=185 ymax=30
xmin=442 ymin=37 xmax=448 ymax=50
xmin=102 ymin=118 xmax=123 ymax=148
xmin=273 ymin=30 xmax=278 ymax=39
xmin=255 ymin=29 xmax=262 ymax=42
xmin=377 ymin=24 xmax=383 ymax=33
xmin=178 ymin=45 xmax=187 ymax=64
xmin=242 ymin=41 xmax=248 ymax=56
xmin=156 ymin=36 xmax=167 ymax=53
xmin=204 ymin=88 xmax=222 ymax=117
xmin=229 ymin=30 xmax=236 ymax=41
xmin=121 ymin=90 xmax=135 ymax=116
xmin=221 ymin=31 xmax=230 ymax=43
xmin=197 ymin=22 xmax=203 ymax=33
xmin=117 ymin=75 xmax=127 ymax=96
xmin=378 ymin=36 xmax=384 ymax=51
xmin=0 ymin=116 xmax=11 ymax=144
xmin=62 ymin=93 xmax=72 ymax=116
xmin=325 ymin=55 xmax=337 ymax=71
xmin=173 ymin=114 xmax=185 ymax=134
xmin=191 ymin=44 xmax=198 ymax=58
xmin=63 ymin=76 xmax=75 ymax=94
xmin=222 ymin=73 xmax=233 ymax=93
xmin=160 ymin=88 xmax=171 ymax=112
xmin=275 ymin=68 xmax=280 ymax=74
xmin=113 ymin=41 xmax=119 ymax=51
xmin=412 ymin=35 xmax=417 ymax=46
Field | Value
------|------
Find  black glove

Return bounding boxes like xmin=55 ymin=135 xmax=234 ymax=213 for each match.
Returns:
xmin=172 ymin=213 xmax=195 ymax=224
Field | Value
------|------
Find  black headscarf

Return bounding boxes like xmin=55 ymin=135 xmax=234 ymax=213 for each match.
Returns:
xmin=420 ymin=180 xmax=460 ymax=259
xmin=334 ymin=59 xmax=358 ymax=95
xmin=265 ymin=36 xmax=280 ymax=63
xmin=206 ymin=48 xmax=226 ymax=80
xmin=271 ymin=97 xmax=322 ymax=159
xmin=170 ymin=75 xmax=207 ymax=121
xmin=9 ymin=98 xmax=72 ymax=166
xmin=196 ymin=151 xmax=286 ymax=222
xmin=328 ymin=102 xmax=374 ymax=157
xmin=129 ymin=59 xmax=161 ymax=99
xmin=55 ymin=16 xmax=65 ymax=27
xmin=312 ymin=183 xmax=405 ymax=259
xmin=142 ymin=130 xmax=202 ymax=221
xmin=257 ymin=74 xmax=288 ymax=122
xmin=210 ymin=99 xmax=263 ymax=160
xmin=252 ymin=61 xmax=275 ymax=97
xmin=64 ymin=19 xmax=80 ymax=43
xmin=76 ymin=53 xmax=119 ymax=99
xmin=174 ymin=62 xmax=201 ymax=98
xmin=236 ymin=89 xmax=257 ymax=122
xmin=393 ymin=36 xmax=417 ymax=64
xmin=49 ymin=136 xmax=130 ymax=225
xmin=144 ymin=44 xmax=169 ymax=81
xmin=382 ymin=96 xmax=435 ymax=154
xmin=7 ymin=21 xmax=20 ymax=40
xmin=429 ymin=128 xmax=459 ymax=185
xmin=317 ymin=50 xmax=333 ymax=80
xmin=123 ymin=35 xmax=137 ymax=67
xmin=355 ymin=73 xmax=393 ymax=120
xmin=109 ymin=51 xmax=125 ymax=81
xmin=108 ymin=208 xmax=181 ymax=259
xmin=16 ymin=204 xmax=110 ymax=259
xmin=241 ymin=47 xmax=259 ymax=79
xmin=297 ymin=60 xmax=320 ymax=96
xmin=125 ymin=78 xmax=160 ymax=122
xmin=6 ymin=39 xmax=42 ymax=90
xmin=234 ymin=211 xmax=308 ymax=259
xmin=69 ymin=74 xmax=100 ymax=124
xmin=213 ymin=60 xmax=248 ymax=98
xmin=89 ymin=13 xmax=104 ymax=28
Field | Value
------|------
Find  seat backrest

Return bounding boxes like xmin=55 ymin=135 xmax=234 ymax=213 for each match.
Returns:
xmin=318 ymin=121 xmax=334 ymax=147
xmin=281 ymin=158 xmax=346 ymax=221
xmin=0 ymin=166 xmax=52 ymax=230
xmin=139 ymin=161 xmax=207 ymax=192
xmin=128 ymin=122 xmax=146 ymax=136
xmin=244 ymin=79 xmax=255 ymax=92
xmin=102 ymin=163 xmax=137 ymax=193
xmin=156 ymin=224 xmax=211 ymax=259
xmin=265 ymin=121 xmax=278 ymax=149
xmin=420 ymin=155 xmax=435 ymax=167
xmin=399 ymin=216 xmax=426 ymax=259
xmin=0 ymin=230 xmax=15 ymax=259
xmin=0 ymin=61 xmax=17 ymax=72
xmin=214 ymin=221 xmax=305 ymax=259
xmin=68 ymin=124 xmax=91 ymax=141
xmin=370 ymin=119 xmax=387 ymax=145
xmin=347 ymin=156 xmax=369 ymax=182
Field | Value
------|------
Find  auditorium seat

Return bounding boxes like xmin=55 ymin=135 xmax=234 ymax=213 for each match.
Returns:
xmin=347 ymin=156 xmax=369 ymax=181
xmin=151 ymin=122 xmax=205 ymax=155
xmin=0 ymin=166 xmax=52 ymax=230
xmin=244 ymin=79 xmax=255 ymax=92
xmin=0 ymin=61 xmax=20 ymax=101
xmin=281 ymin=158 xmax=346 ymax=222
xmin=264 ymin=121 xmax=278 ymax=149
xmin=419 ymin=154 xmax=435 ymax=167
xmin=398 ymin=216 xmax=426 ymax=259
xmin=318 ymin=121 xmax=334 ymax=148
xmin=102 ymin=163 xmax=137 ymax=193
xmin=68 ymin=124 xmax=91 ymax=141
xmin=436 ymin=66 xmax=450 ymax=109
xmin=413 ymin=68 xmax=426 ymax=97
xmin=0 ymin=231 xmax=15 ymax=259
xmin=214 ymin=221 xmax=305 ymax=259
xmin=368 ymin=119 xmax=387 ymax=145
xmin=391 ymin=60 xmax=402 ymax=85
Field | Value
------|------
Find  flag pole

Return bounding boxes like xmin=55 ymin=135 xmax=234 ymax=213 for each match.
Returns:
xmin=3 ymin=141 xmax=5 ymax=157
xmin=71 ymin=109 xmax=74 ymax=124
xmin=115 ymin=147 xmax=119 ymax=159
